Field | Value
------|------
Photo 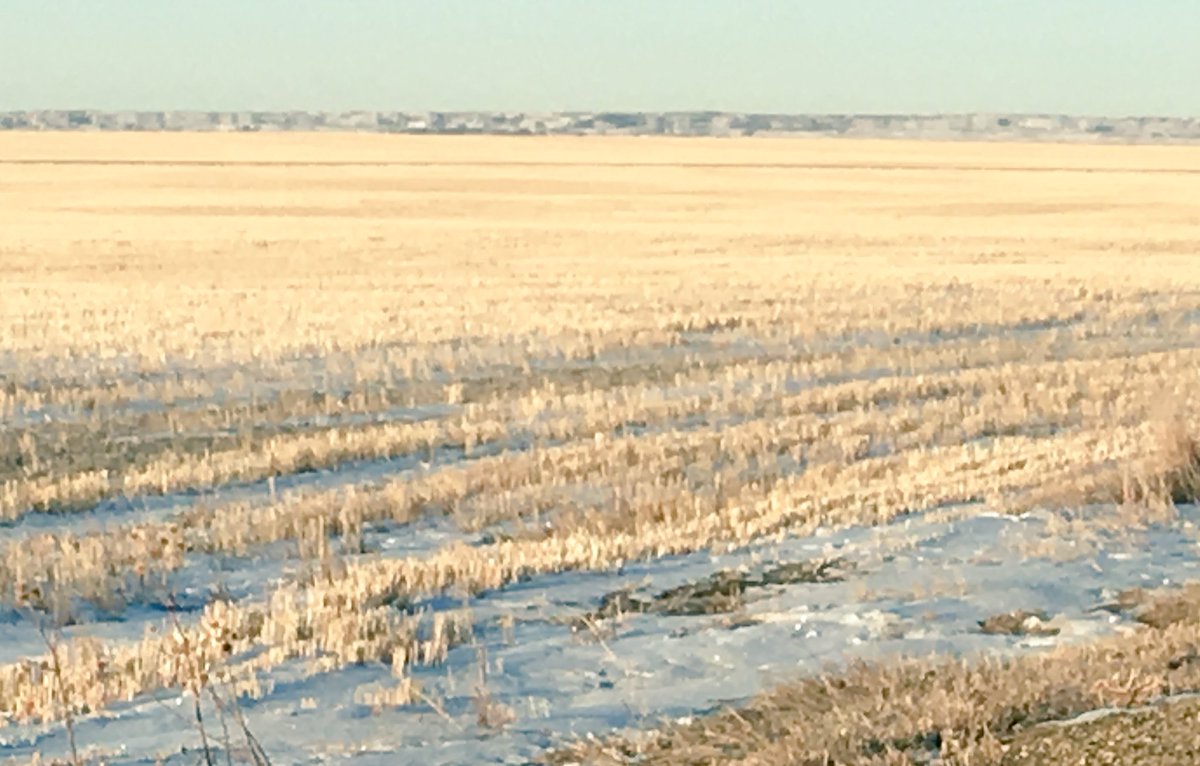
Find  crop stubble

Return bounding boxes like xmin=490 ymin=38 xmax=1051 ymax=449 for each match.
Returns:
xmin=2 ymin=134 xmax=1200 ymax=762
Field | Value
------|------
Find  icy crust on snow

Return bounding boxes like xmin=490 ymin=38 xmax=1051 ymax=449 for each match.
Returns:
xmin=4 ymin=503 xmax=1198 ymax=764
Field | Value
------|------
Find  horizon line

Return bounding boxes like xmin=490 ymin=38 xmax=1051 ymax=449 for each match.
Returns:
xmin=4 ymin=108 xmax=1199 ymax=120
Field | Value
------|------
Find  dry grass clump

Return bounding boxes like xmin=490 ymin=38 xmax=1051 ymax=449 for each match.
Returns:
xmin=1152 ymin=420 xmax=1200 ymax=505
xmin=4 ymin=521 xmax=185 ymax=622
xmin=548 ymin=581 xmax=1200 ymax=765
xmin=1000 ymin=696 xmax=1200 ymax=766
xmin=1104 ymin=583 xmax=1200 ymax=630
xmin=0 ymin=589 xmax=474 ymax=728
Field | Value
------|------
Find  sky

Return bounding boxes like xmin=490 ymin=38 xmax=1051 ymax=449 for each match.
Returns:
xmin=1 ymin=1 xmax=1197 ymax=116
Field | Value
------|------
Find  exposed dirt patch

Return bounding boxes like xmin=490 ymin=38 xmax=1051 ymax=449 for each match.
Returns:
xmin=979 ymin=609 xmax=1061 ymax=637
xmin=574 ymin=558 xmax=847 ymax=629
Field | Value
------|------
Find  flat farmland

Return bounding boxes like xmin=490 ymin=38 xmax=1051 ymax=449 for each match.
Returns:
xmin=3 ymin=134 xmax=1200 ymax=765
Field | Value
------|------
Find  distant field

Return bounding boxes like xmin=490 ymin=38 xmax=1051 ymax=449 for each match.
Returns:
xmin=2 ymin=134 xmax=1200 ymax=765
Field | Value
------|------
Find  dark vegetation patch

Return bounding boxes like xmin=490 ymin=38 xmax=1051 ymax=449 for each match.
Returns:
xmin=573 ymin=558 xmax=847 ymax=630
xmin=664 ymin=315 xmax=746 ymax=334
xmin=1093 ymin=584 xmax=1200 ymax=630
xmin=979 ymin=609 xmax=1060 ymax=637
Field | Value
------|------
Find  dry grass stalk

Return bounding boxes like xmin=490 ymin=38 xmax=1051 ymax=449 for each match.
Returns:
xmin=472 ymin=644 xmax=515 ymax=731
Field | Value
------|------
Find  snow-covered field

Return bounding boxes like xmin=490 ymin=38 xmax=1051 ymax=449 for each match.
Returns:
xmin=6 ymin=497 xmax=1197 ymax=764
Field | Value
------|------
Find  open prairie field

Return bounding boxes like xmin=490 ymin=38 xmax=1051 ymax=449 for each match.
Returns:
xmin=3 ymin=133 xmax=1200 ymax=765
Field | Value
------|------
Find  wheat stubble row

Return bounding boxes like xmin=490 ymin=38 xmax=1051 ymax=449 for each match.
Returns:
xmin=5 ymin=336 xmax=1198 ymax=626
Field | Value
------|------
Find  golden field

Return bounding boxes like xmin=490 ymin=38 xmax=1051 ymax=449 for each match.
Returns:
xmin=3 ymin=133 xmax=1200 ymax=764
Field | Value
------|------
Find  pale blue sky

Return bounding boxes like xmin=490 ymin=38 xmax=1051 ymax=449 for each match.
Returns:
xmin=1 ymin=1 xmax=1196 ymax=115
